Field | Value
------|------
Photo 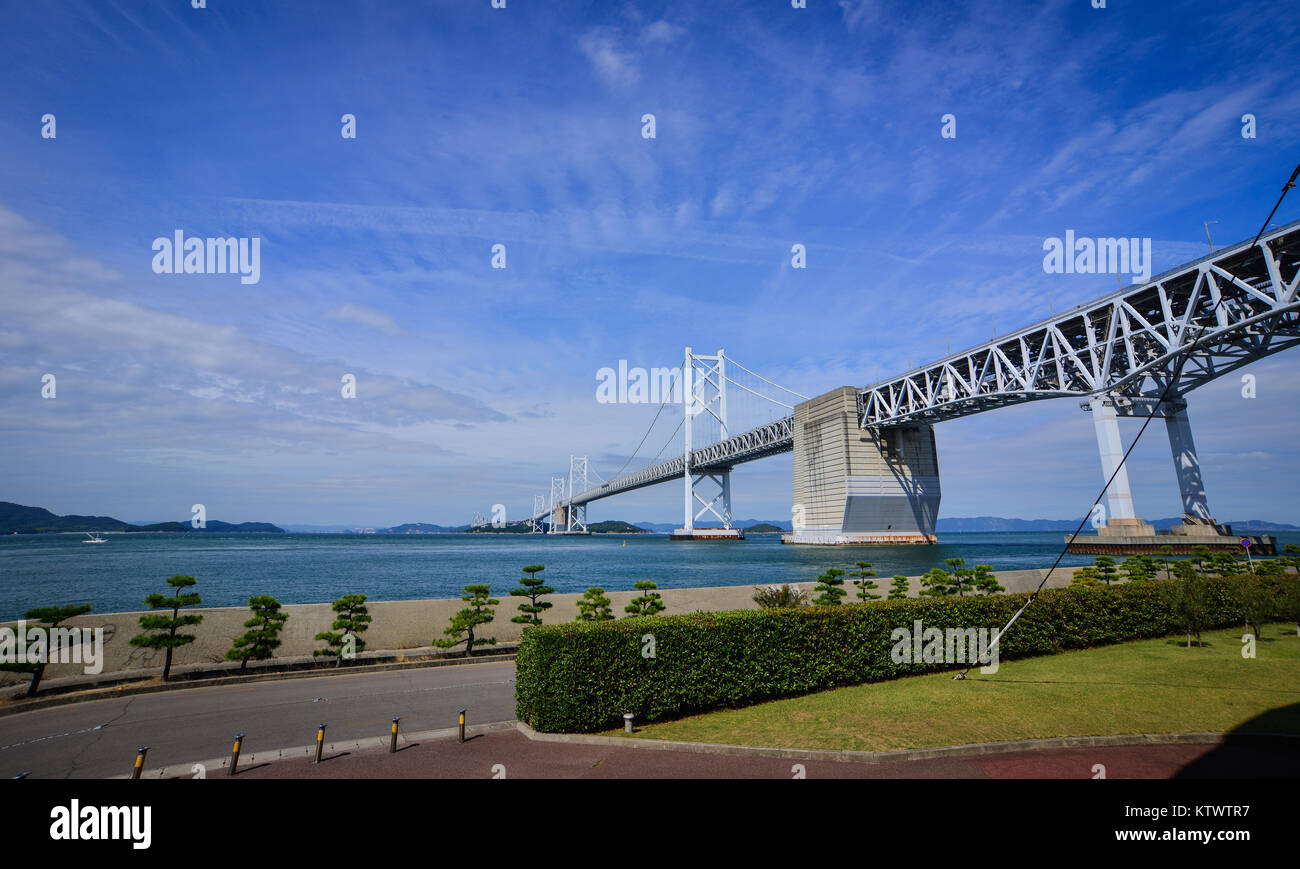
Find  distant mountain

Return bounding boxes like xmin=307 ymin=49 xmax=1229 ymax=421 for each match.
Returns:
xmin=744 ymin=523 xmax=786 ymax=533
xmin=937 ymin=516 xmax=1300 ymax=533
xmin=629 ymin=519 xmax=792 ymax=533
xmin=588 ymin=520 xmax=649 ymax=534
xmin=0 ymin=502 xmax=283 ymax=534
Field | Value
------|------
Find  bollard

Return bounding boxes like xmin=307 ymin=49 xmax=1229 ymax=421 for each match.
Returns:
xmin=131 ymin=747 xmax=149 ymax=780
xmin=229 ymin=733 xmax=245 ymax=776
xmin=314 ymin=724 xmax=327 ymax=764
xmin=390 ymin=718 xmax=400 ymax=754
xmin=623 ymin=713 xmax=635 ymax=734
xmin=458 ymin=708 xmax=467 ymax=744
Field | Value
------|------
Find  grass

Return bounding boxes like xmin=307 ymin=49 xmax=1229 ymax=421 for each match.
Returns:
xmin=603 ymin=624 xmax=1300 ymax=752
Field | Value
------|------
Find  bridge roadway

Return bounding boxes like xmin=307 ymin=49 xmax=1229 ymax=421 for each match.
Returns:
xmin=0 ymin=661 xmax=517 ymax=779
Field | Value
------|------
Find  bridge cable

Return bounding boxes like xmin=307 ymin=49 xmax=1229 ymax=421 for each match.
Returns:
xmin=723 ymin=354 xmax=809 ymax=400
xmin=954 ymin=159 xmax=1300 ymax=680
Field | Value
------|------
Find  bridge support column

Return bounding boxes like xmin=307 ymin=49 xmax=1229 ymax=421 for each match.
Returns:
xmin=1087 ymin=396 xmax=1153 ymax=536
xmin=783 ymin=387 xmax=939 ymax=545
xmin=1163 ymin=403 xmax=1213 ymax=524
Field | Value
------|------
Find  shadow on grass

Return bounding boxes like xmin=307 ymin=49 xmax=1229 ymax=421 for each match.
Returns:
xmin=1173 ymin=703 xmax=1300 ymax=778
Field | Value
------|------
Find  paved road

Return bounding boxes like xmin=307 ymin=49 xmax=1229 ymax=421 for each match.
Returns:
xmin=0 ymin=661 xmax=517 ymax=779
xmin=233 ymin=728 xmax=1300 ymax=779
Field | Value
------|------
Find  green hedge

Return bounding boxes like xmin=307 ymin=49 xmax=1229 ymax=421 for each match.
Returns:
xmin=515 ymin=577 xmax=1294 ymax=733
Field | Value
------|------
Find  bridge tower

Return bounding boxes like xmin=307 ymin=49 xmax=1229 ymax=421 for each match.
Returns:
xmin=530 ymin=495 xmax=545 ymax=533
xmin=547 ymin=475 xmax=567 ymax=535
xmin=567 ymin=455 xmax=589 ymax=533
xmin=673 ymin=347 xmax=742 ymax=540
xmin=784 ymin=387 xmax=940 ymax=545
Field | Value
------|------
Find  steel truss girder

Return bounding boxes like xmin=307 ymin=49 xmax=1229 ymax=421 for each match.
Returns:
xmin=529 ymin=416 xmax=795 ymax=520
xmin=858 ymin=220 xmax=1300 ymax=428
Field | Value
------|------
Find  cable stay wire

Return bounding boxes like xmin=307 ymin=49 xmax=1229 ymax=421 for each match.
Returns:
xmin=955 ymin=159 xmax=1300 ymax=680
xmin=722 ymin=353 xmax=809 ymax=400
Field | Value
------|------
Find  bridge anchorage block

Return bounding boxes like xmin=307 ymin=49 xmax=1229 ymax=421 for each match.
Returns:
xmin=782 ymin=387 xmax=940 ymax=546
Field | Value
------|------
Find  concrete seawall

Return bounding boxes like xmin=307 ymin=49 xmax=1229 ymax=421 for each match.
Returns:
xmin=0 ymin=568 xmax=1067 ymax=684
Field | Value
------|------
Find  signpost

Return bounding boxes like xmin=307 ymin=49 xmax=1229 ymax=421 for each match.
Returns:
xmin=1241 ymin=538 xmax=1254 ymax=574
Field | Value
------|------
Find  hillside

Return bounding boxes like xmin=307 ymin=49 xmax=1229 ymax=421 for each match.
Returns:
xmin=588 ymin=520 xmax=649 ymax=534
xmin=0 ymin=502 xmax=284 ymax=534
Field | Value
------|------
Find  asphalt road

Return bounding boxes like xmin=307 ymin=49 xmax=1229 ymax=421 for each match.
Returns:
xmin=0 ymin=661 xmax=517 ymax=779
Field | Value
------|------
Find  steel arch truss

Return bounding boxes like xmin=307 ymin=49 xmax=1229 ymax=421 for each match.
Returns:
xmin=858 ymin=221 xmax=1300 ymax=428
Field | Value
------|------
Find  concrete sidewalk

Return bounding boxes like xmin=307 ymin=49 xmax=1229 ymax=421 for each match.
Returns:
xmin=223 ymin=726 xmax=1300 ymax=779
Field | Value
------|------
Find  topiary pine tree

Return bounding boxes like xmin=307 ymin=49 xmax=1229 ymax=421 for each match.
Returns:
xmin=1094 ymin=556 xmax=1119 ymax=585
xmin=435 ymin=585 xmax=498 ymax=654
xmin=888 ymin=575 xmax=910 ymax=600
xmin=0 ymin=604 xmax=93 ymax=696
xmin=813 ymin=568 xmax=847 ymax=605
xmin=919 ymin=567 xmax=953 ymax=596
xmin=1121 ymin=556 xmax=1155 ymax=582
xmin=624 ymin=580 xmax=666 ymax=617
xmin=130 ymin=575 xmax=203 ymax=681
xmin=972 ymin=564 xmax=1004 ymax=596
xmin=575 ymin=587 xmax=614 ymax=622
xmin=945 ymin=558 xmax=975 ymax=596
xmin=314 ymin=593 xmax=371 ymax=666
xmin=1071 ymin=566 xmax=1102 ymax=588
xmin=852 ymin=562 xmax=880 ymax=601
xmin=510 ymin=565 xmax=554 ymax=626
xmin=226 ymin=595 xmax=289 ymax=671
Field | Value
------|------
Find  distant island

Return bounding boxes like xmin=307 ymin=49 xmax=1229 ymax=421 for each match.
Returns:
xmin=0 ymin=502 xmax=284 ymax=534
xmin=936 ymin=516 xmax=1300 ymax=533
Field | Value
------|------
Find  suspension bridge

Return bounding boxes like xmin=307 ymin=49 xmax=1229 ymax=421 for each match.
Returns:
xmin=511 ymin=219 xmax=1300 ymax=546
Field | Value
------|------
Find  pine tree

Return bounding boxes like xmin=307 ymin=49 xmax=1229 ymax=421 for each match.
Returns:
xmin=919 ymin=567 xmax=953 ymax=596
xmin=226 ymin=595 xmax=288 ymax=671
xmin=624 ymin=580 xmax=666 ymax=617
xmin=129 ymin=575 xmax=202 ymax=681
xmin=575 ymin=587 xmax=614 ymax=622
xmin=972 ymin=564 xmax=1004 ymax=596
xmin=1071 ymin=566 xmax=1102 ymax=588
xmin=0 ymin=604 xmax=92 ymax=696
xmin=888 ymin=575 xmax=910 ymax=600
xmin=510 ymin=565 xmax=554 ymax=626
xmin=945 ymin=558 xmax=974 ymax=596
xmin=314 ymin=593 xmax=371 ymax=666
xmin=813 ymin=568 xmax=847 ymax=605
xmin=1120 ymin=556 xmax=1155 ymax=582
xmin=852 ymin=561 xmax=880 ymax=601
xmin=435 ymin=585 xmax=498 ymax=654
xmin=1234 ymin=575 xmax=1275 ymax=639
xmin=1094 ymin=556 xmax=1119 ymax=585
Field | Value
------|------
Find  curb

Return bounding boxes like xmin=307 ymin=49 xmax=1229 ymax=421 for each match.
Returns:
xmin=514 ymin=722 xmax=1300 ymax=765
xmin=115 ymin=719 xmax=520 ymax=780
xmin=0 ymin=653 xmax=517 ymax=718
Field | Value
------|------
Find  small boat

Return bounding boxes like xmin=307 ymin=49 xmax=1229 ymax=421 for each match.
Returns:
xmin=82 ymin=532 xmax=108 ymax=544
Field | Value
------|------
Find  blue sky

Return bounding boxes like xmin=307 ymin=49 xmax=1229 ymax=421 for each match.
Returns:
xmin=1 ymin=0 xmax=1298 ymax=527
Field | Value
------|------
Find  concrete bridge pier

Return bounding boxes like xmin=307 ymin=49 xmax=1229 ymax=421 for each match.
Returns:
xmin=1086 ymin=396 xmax=1153 ymax=536
xmin=782 ymin=386 xmax=940 ymax=545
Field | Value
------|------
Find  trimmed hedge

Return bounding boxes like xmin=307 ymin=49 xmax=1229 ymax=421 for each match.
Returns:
xmin=514 ymin=576 xmax=1297 ymax=733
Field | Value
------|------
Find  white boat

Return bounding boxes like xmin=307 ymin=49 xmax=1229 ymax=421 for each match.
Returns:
xmin=82 ymin=532 xmax=108 ymax=544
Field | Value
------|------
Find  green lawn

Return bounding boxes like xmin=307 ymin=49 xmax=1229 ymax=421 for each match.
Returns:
xmin=604 ymin=624 xmax=1300 ymax=752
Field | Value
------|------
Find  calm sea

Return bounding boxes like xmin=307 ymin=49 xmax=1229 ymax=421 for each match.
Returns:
xmin=2 ymin=530 xmax=1296 ymax=621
